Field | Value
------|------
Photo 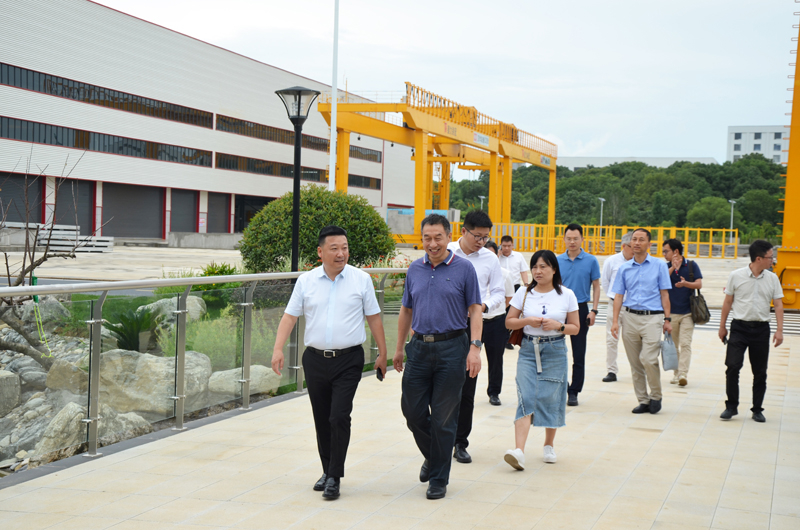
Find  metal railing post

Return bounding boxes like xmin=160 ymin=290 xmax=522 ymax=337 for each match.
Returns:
xmin=293 ymin=316 xmax=306 ymax=394
xmin=83 ymin=291 xmax=107 ymax=458
xmin=239 ymin=282 xmax=257 ymax=410
xmin=370 ymin=273 xmax=388 ymax=364
xmin=171 ymin=287 xmax=191 ymax=431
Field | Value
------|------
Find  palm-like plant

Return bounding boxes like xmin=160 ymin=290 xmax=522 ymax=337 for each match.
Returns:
xmin=103 ymin=308 xmax=156 ymax=351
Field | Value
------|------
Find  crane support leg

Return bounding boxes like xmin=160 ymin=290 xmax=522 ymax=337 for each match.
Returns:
xmin=502 ymin=156 xmax=512 ymax=224
xmin=488 ymin=152 xmax=500 ymax=222
xmin=414 ymin=130 xmax=430 ymax=235
xmin=440 ymin=163 xmax=451 ymax=211
xmin=336 ymin=130 xmax=350 ymax=194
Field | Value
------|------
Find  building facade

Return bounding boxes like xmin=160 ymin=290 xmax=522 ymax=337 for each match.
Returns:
xmin=726 ymin=126 xmax=788 ymax=165
xmin=0 ymin=0 xmax=414 ymax=238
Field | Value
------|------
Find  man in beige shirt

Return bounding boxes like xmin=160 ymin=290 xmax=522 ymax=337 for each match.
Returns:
xmin=718 ymin=240 xmax=784 ymax=423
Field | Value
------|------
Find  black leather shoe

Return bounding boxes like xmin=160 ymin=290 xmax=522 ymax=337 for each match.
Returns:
xmin=720 ymin=408 xmax=738 ymax=420
xmin=567 ymin=393 xmax=578 ymax=406
xmin=752 ymin=411 xmax=766 ymax=423
xmin=313 ymin=473 xmax=327 ymax=491
xmin=632 ymin=403 xmax=650 ymax=414
xmin=419 ymin=459 xmax=430 ymax=482
xmin=602 ymin=372 xmax=617 ymax=382
xmin=453 ymin=444 xmax=472 ymax=463
xmin=489 ymin=395 xmax=501 ymax=406
xmin=426 ymin=484 xmax=447 ymax=499
xmin=649 ymin=399 xmax=662 ymax=414
xmin=505 ymin=343 xmax=514 ymax=350
xmin=322 ymin=477 xmax=340 ymax=500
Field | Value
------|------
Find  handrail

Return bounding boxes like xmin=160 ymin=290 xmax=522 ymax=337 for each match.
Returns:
xmin=0 ymin=267 xmax=409 ymax=298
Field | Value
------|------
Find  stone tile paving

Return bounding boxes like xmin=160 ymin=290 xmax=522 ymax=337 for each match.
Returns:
xmin=0 ymin=327 xmax=798 ymax=529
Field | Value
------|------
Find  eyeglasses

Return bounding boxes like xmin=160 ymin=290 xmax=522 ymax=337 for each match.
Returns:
xmin=465 ymin=227 xmax=490 ymax=243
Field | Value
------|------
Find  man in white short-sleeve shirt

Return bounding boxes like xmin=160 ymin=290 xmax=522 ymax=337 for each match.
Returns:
xmin=718 ymin=240 xmax=784 ymax=423
xmin=272 ymin=225 xmax=388 ymax=500
xmin=499 ymin=236 xmax=529 ymax=289
xmin=600 ymin=231 xmax=633 ymax=382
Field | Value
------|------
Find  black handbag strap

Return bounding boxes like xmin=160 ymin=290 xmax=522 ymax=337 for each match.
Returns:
xmin=686 ymin=259 xmax=701 ymax=296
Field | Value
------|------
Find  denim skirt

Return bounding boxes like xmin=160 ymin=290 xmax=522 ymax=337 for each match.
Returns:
xmin=515 ymin=336 xmax=568 ymax=428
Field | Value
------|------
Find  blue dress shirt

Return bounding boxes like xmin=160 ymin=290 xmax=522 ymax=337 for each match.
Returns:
xmin=557 ymin=249 xmax=601 ymax=303
xmin=612 ymin=254 xmax=672 ymax=311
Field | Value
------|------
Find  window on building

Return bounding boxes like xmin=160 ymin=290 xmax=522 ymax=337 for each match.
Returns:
xmin=775 ymin=132 xmax=783 ymax=140
xmin=775 ymin=144 xmax=781 ymax=151
xmin=754 ymin=133 xmax=762 ymax=140
xmin=754 ymin=144 xmax=761 ymax=151
xmin=773 ymin=155 xmax=781 ymax=163
xmin=734 ymin=132 xmax=742 ymax=140
xmin=733 ymin=155 xmax=741 ymax=162
xmin=733 ymin=144 xmax=741 ymax=151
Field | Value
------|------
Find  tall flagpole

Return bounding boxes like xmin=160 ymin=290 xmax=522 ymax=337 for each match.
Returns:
xmin=328 ymin=0 xmax=339 ymax=191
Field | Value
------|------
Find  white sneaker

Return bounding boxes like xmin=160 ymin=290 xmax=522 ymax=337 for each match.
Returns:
xmin=670 ymin=374 xmax=680 ymax=384
xmin=678 ymin=374 xmax=688 ymax=387
xmin=543 ymin=445 xmax=557 ymax=464
xmin=504 ymin=448 xmax=525 ymax=470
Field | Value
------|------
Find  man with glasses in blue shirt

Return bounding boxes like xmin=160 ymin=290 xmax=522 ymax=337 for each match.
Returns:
xmin=557 ymin=223 xmax=601 ymax=406
xmin=610 ymin=228 xmax=672 ymax=414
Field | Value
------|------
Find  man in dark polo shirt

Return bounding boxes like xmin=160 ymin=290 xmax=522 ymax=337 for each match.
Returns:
xmin=662 ymin=239 xmax=703 ymax=387
xmin=394 ymin=213 xmax=483 ymax=500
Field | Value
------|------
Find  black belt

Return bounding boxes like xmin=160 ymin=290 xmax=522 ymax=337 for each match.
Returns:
xmin=524 ymin=334 xmax=565 ymax=343
xmin=307 ymin=345 xmax=362 ymax=358
xmin=732 ymin=319 xmax=770 ymax=328
xmin=624 ymin=307 xmax=664 ymax=316
xmin=413 ymin=329 xmax=466 ymax=343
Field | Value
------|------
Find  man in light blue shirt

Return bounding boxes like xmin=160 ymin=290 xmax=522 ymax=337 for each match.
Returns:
xmin=557 ymin=224 xmax=601 ymax=406
xmin=610 ymin=228 xmax=672 ymax=414
xmin=272 ymin=225 xmax=388 ymax=500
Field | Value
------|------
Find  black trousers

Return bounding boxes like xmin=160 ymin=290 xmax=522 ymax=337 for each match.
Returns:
xmin=505 ymin=285 xmax=521 ymax=343
xmin=302 ymin=346 xmax=365 ymax=478
xmin=484 ymin=315 xmax=507 ymax=397
xmin=725 ymin=320 xmax=770 ymax=413
xmin=568 ymin=302 xmax=590 ymax=395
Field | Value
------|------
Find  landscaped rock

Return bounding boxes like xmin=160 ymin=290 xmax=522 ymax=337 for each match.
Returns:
xmin=0 ymin=371 xmax=20 ymax=416
xmin=32 ymin=402 xmax=85 ymax=456
xmin=137 ymin=296 xmax=207 ymax=325
xmin=97 ymin=404 xmax=152 ymax=443
xmin=208 ymin=364 xmax=282 ymax=395
xmin=46 ymin=359 xmax=88 ymax=394
xmin=100 ymin=327 xmax=118 ymax=351
xmin=98 ymin=349 xmax=211 ymax=417
xmin=17 ymin=296 xmax=71 ymax=335
xmin=5 ymin=356 xmax=47 ymax=392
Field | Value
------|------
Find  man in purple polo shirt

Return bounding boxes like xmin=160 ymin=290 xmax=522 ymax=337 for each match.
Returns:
xmin=394 ymin=213 xmax=483 ymax=500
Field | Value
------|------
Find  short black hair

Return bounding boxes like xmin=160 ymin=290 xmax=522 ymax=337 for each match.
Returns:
xmin=318 ymin=225 xmax=347 ymax=247
xmin=564 ymin=223 xmax=583 ymax=237
xmin=421 ymin=213 xmax=450 ymax=233
xmin=749 ymin=239 xmax=774 ymax=262
xmin=484 ymin=240 xmax=499 ymax=254
xmin=463 ymin=210 xmax=493 ymax=230
xmin=500 ymin=235 xmax=513 ymax=244
xmin=663 ymin=238 xmax=683 ymax=255
xmin=633 ymin=228 xmax=651 ymax=241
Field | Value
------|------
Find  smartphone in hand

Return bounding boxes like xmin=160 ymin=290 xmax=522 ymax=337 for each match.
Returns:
xmin=722 ymin=337 xmax=728 ymax=345
xmin=376 ymin=367 xmax=384 ymax=381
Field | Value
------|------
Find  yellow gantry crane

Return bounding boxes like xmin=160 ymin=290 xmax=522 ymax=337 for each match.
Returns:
xmin=318 ymin=83 xmax=558 ymax=245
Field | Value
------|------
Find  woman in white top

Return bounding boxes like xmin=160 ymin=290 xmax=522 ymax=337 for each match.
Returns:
xmin=504 ymin=250 xmax=580 ymax=469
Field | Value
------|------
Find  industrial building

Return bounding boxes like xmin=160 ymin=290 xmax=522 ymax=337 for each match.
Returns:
xmin=726 ymin=125 xmax=788 ymax=164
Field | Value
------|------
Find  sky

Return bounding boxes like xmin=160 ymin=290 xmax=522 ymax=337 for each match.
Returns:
xmin=97 ymin=0 xmax=797 ymax=180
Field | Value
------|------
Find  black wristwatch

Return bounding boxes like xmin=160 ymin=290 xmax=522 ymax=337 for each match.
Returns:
xmin=559 ymin=324 xmax=565 ymax=332
xmin=590 ymin=309 xmax=599 ymax=315
xmin=664 ymin=317 xmax=672 ymax=322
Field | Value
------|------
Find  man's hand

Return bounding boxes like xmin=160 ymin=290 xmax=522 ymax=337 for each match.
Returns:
xmin=467 ymin=346 xmax=481 ymax=378
xmin=587 ymin=311 xmax=596 ymax=326
xmin=610 ymin=322 xmax=619 ymax=340
xmin=393 ymin=350 xmax=405 ymax=373
xmin=375 ymin=353 xmax=388 ymax=380
xmin=271 ymin=350 xmax=284 ymax=375
xmin=675 ymin=276 xmax=688 ymax=288
xmin=672 ymin=255 xmax=682 ymax=271
xmin=718 ymin=326 xmax=728 ymax=344
xmin=663 ymin=320 xmax=672 ymax=334
xmin=774 ymin=331 xmax=784 ymax=348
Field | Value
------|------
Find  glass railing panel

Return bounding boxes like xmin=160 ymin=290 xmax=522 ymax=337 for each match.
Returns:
xmin=0 ymin=297 xmax=92 ymax=465
xmin=250 ymin=281 xmax=296 ymax=395
xmin=364 ymin=272 xmax=406 ymax=371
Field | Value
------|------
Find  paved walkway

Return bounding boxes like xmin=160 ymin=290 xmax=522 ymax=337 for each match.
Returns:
xmin=1 ymin=327 xmax=798 ymax=529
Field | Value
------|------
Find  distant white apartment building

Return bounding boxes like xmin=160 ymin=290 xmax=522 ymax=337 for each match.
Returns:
xmin=726 ymin=126 xmax=788 ymax=164
xmin=557 ymin=156 xmax=718 ymax=172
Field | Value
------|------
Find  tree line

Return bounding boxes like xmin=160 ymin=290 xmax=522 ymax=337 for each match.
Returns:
xmin=448 ymin=153 xmax=785 ymax=243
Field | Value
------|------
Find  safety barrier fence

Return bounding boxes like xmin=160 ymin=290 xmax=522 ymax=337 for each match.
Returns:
xmin=0 ymin=268 xmax=407 ymax=469
xmin=451 ymin=223 xmax=739 ymax=259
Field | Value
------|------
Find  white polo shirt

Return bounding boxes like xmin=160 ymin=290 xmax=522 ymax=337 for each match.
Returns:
xmin=285 ymin=264 xmax=380 ymax=350
xmin=498 ymin=250 xmax=528 ymax=286
xmin=485 ymin=267 xmax=515 ymax=319
xmin=725 ymin=266 xmax=783 ymax=322
xmin=448 ymin=239 xmax=506 ymax=314
xmin=602 ymin=251 xmax=630 ymax=300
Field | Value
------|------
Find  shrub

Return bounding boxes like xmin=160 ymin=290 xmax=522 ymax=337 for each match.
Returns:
xmin=239 ymin=185 xmax=395 ymax=272
xmin=103 ymin=309 xmax=156 ymax=351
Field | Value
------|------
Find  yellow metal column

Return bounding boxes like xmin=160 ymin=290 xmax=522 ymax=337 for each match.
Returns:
xmin=439 ymin=163 xmax=451 ymax=211
xmin=546 ymin=168 xmax=557 ymax=251
xmin=335 ymin=130 xmax=350 ymax=194
xmin=488 ymin=152 xmax=500 ymax=222
xmin=501 ymin=156 xmax=512 ymax=223
xmin=414 ymin=130 xmax=430 ymax=236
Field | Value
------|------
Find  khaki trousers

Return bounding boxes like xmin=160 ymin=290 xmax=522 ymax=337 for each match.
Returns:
xmin=671 ymin=313 xmax=694 ymax=377
xmin=621 ymin=311 xmax=663 ymax=404
xmin=605 ymin=307 xmax=620 ymax=374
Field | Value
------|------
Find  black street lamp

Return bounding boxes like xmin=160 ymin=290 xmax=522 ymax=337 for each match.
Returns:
xmin=275 ymin=86 xmax=321 ymax=272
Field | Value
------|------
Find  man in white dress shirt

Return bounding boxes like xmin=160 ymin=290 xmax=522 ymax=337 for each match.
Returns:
xmin=600 ymin=231 xmax=633 ymax=382
xmin=484 ymin=241 xmax=516 ymax=404
xmin=447 ymin=210 xmax=506 ymax=464
xmin=272 ymin=225 xmax=388 ymax=500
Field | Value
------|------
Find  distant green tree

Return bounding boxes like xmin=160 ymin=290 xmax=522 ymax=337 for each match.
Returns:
xmin=685 ymin=196 xmax=744 ymax=229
